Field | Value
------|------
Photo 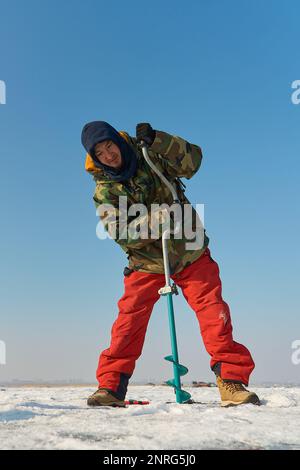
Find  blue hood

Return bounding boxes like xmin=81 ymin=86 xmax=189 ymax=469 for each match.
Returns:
xmin=81 ymin=121 xmax=137 ymax=182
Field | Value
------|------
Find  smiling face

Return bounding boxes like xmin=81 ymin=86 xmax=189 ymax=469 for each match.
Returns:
xmin=94 ymin=140 xmax=122 ymax=169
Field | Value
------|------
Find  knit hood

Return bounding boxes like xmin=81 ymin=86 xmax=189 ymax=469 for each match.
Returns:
xmin=81 ymin=121 xmax=138 ymax=182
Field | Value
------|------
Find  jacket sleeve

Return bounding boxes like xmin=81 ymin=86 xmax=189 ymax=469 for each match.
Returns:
xmin=93 ymin=182 xmax=172 ymax=251
xmin=149 ymin=130 xmax=203 ymax=179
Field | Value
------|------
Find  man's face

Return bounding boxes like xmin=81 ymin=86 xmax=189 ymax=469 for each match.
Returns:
xmin=94 ymin=140 xmax=122 ymax=169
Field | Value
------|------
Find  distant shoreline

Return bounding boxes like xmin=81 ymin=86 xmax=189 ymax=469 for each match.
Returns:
xmin=1 ymin=382 xmax=300 ymax=389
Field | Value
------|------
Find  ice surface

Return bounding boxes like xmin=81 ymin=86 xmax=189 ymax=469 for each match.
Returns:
xmin=0 ymin=385 xmax=299 ymax=450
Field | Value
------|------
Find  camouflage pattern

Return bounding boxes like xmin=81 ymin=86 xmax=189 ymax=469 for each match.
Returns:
xmin=86 ymin=130 xmax=209 ymax=274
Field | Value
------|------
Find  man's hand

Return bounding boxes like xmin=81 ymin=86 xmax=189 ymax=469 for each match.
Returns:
xmin=136 ymin=123 xmax=156 ymax=146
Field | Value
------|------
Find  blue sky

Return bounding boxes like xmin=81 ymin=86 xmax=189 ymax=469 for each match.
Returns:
xmin=0 ymin=0 xmax=299 ymax=385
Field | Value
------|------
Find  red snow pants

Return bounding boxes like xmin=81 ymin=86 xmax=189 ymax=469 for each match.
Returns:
xmin=96 ymin=248 xmax=255 ymax=399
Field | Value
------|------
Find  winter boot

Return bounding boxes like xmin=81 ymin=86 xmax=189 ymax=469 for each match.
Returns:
xmin=87 ymin=388 xmax=126 ymax=407
xmin=216 ymin=376 xmax=260 ymax=407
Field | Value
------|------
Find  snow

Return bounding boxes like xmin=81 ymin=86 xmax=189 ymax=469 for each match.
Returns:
xmin=0 ymin=385 xmax=300 ymax=450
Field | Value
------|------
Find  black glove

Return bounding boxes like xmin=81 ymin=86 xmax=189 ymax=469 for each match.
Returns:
xmin=136 ymin=123 xmax=156 ymax=146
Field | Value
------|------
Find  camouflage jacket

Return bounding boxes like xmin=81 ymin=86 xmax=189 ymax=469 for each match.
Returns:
xmin=85 ymin=130 xmax=209 ymax=274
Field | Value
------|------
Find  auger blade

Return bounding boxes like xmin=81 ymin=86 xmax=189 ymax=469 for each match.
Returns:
xmin=176 ymin=389 xmax=192 ymax=403
xmin=177 ymin=364 xmax=189 ymax=376
xmin=164 ymin=356 xmax=189 ymax=376
xmin=166 ymin=379 xmax=176 ymax=387
xmin=164 ymin=355 xmax=174 ymax=363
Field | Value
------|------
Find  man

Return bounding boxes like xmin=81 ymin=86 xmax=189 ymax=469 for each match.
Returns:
xmin=81 ymin=121 xmax=260 ymax=407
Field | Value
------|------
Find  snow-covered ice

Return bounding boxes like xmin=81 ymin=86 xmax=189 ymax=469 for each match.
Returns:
xmin=0 ymin=385 xmax=299 ymax=450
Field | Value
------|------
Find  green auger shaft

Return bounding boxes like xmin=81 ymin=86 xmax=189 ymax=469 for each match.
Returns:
xmin=164 ymin=292 xmax=191 ymax=404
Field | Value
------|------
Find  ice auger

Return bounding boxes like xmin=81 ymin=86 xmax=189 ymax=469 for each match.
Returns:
xmin=140 ymin=141 xmax=192 ymax=404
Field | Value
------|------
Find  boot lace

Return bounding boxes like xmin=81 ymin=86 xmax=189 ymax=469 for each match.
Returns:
xmin=223 ymin=381 xmax=246 ymax=393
